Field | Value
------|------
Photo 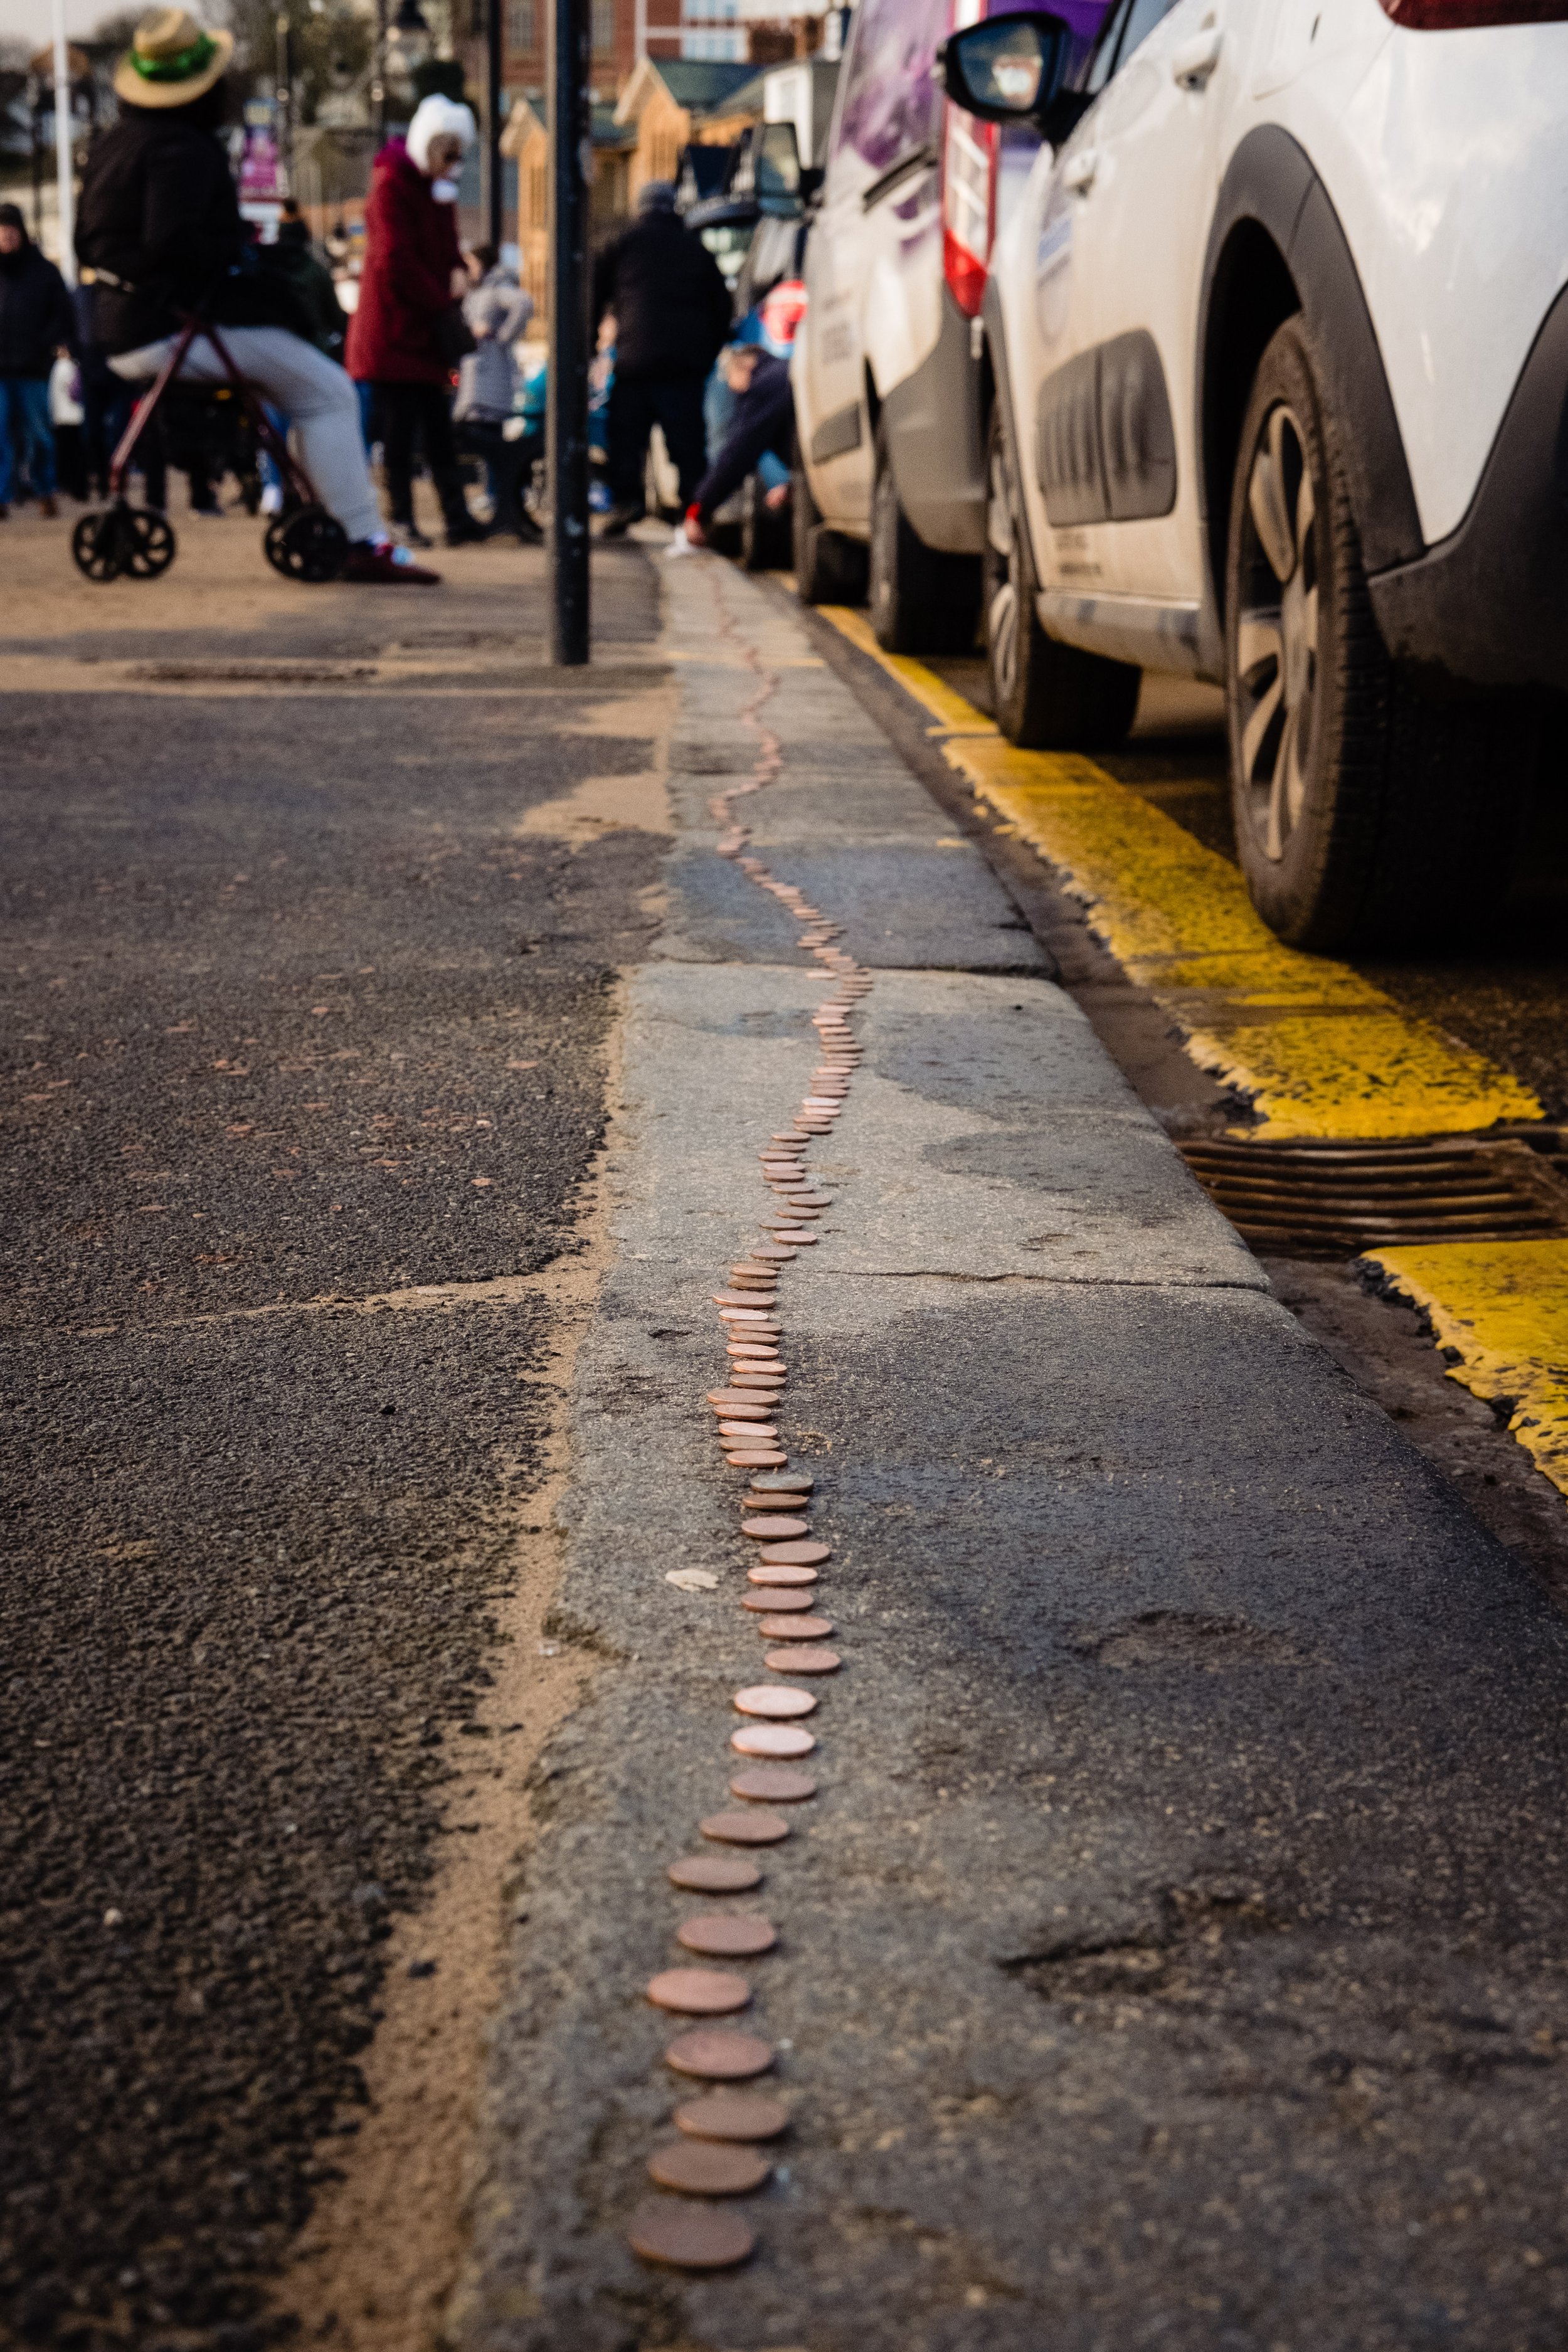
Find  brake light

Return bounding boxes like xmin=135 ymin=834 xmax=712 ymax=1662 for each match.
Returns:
xmin=943 ymin=230 xmax=989 ymax=317
xmin=1379 ymin=1 xmax=1568 ymax=23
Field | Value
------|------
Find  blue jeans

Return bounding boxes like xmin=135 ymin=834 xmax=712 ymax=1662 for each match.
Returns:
xmin=0 ymin=377 xmax=56 ymax=504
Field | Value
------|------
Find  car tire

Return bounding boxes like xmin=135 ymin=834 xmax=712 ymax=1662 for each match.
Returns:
xmin=1226 ymin=319 xmax=1535 ymax=951
xmin=983 ymin=405 xmax=1139 ymax=750
xmin=792 ymin=446 xmax=868 ymax=607
xmin=869 ymin=419 xmax=981 ymax=655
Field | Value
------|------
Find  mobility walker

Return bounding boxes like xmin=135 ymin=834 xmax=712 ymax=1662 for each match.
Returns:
xmin=72 ymin=307 xmax=349 ymax=585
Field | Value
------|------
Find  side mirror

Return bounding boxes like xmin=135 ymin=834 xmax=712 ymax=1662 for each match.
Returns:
xmin=936 ymin=10 xmax=1071 ymax=127
xmin=756 ymin=119 xmax=802 ymax=202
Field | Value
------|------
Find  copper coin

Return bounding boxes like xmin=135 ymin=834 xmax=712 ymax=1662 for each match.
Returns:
xmin=674 ymin=2092 xmax=790 ymax=2143
xmin=627 ymin=2197 xmax=756 ymax=2269
xmin=758 ymin=1614 xmax=834 ymax=1640
xmin=647 ymin=2140 xmax=773 ymax=2196
xmin=749 ymin=1470 xmax=813 ymax=1492
xmin=741 ymin=1516 xmax=809 ymax=1540
xmin=729 ymin=1766 xmax=816 ymax=1803
xmin=740 ymin=1498 xmax=803 ymax=1518
xmin=726 ymin=1449 xmax=787 ymax=1467
xmin=728 ymin=1343 xmax=780 ymax=1357
xmin=720 ymin=1430 xmax=778 ymax=1448
xmin=731 ymin=1723 xmax=816 ymax=1758
xmin=766 ymin=1646 xmax=840 ymax=1674
xmin=665 ymin=2026 xmax=775 ymax=2082
xmin=758 ymin=1540 xmax=830 ymax=1567
xmin=710 ymin=1399 xmax=772 ymax=1417
xmin=746 ymin=1562 xmax=818 ymax=1587
xmin=733 ymin=1686 xmax=817 ymax=1719
xmin=677 ymin=1913 xmax=776 ymax=1957
xmin=770 ymin=1230 xmax=817 ymax=1244
xmin=714 ymin=1292 xmax=775 ymax=1310
xmin=733 ymin=1376 xmax=785 ymax=1392
xmin=647 ymin=1967 xmax=751 ymax=2016
xmin=701 ymin=1807 xmax=791 ymax=1844
xmin=668 ymin=1852 xmax=761 ymax=1893
xmin=749 ymin=1244 xmax=797 ymax=1261
xmin=740 ymin=1586 xmax=815 ymax=1613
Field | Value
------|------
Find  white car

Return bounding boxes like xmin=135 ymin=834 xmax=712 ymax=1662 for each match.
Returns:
xmin=788 ymin=0 xmax=1109 ymax=648
xmin=943 ymin=0 xmax=1567 ymax=948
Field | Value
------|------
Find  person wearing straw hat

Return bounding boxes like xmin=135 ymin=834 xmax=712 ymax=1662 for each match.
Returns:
xmin=74 ymin=8 xmax=441 ymax=581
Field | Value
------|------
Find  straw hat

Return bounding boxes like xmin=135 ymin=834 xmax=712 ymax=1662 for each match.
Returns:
xmin=113 ymin=8 xmax=234 ymax=108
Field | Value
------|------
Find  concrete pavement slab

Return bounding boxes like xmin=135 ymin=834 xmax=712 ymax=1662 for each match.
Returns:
xmin=449 ymin=559 xmax=1568 ymax=2351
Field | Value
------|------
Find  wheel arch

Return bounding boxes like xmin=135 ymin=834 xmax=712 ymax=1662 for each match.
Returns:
xmin=1196 ymin=127 xmax=1423 ymax=674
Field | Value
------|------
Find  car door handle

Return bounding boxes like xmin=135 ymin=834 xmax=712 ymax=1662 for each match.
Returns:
xmin=1172 ymin=26 xmax=1222 ymax=85
xmin=1062 ymin=147 xmax=1100 ymax=196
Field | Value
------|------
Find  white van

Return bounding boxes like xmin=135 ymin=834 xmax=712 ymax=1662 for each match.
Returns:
xmin=790 ymin=0 xmax=1110 ymax=649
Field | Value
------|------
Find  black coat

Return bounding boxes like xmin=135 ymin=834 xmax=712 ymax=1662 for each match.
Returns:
xmin=591 ymin=211 xmax=732 ymax=382
xmin=692 ymin=351 xmax=793 ymax=523
xmin=0 ymin=239 xmax=77 ymax=381
xmin=76 ymin=105 xmax=297 ymax=354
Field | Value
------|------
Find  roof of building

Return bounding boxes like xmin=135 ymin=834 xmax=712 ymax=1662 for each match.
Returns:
xmin=501 ymin=92 xmax=635 ymax=156
xmin=716 ymin=56 xmax=839 ymax=124
xmin=613 ymin=56 xmax=761 ymax=125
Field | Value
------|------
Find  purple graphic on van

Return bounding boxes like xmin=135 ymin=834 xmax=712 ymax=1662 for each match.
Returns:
xmin=835 ymin=0 xmax=1113 ymax=175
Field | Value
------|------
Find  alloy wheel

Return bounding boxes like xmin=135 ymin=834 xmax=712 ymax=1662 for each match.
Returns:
xmin=1234 ymin=404 xmax=1319 ymax=864
xmin=985 ymin=435 xmax=1020 ymax=708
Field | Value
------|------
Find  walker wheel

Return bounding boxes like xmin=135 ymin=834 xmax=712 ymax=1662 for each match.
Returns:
xmin=265 ymin=502 xmax=348 ymax=583
xmin=124 ymin=507 xmax=176 ymax=578
xmin=71 ymin=506 xmax=177 ymax=583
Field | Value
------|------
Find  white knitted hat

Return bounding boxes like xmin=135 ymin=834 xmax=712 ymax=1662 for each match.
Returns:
xmin=406 ymin=94 xmax=477 ymax=171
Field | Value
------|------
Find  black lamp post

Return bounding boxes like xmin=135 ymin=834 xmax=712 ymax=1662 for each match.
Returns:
xmin=486 ymin=0 xmax=503 ymax=249
xmin=547 ymin=0 xmax=590 ymax=664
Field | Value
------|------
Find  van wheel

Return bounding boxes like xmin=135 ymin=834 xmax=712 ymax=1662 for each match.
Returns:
xmin=983 ymin=406 xmax=1138 ymax=749
xmin=1226 ymin=319 xmax=1534 ymax=950
xmin=869 ymin=420 xmax=981 ymax=655
xmin=792 ymin=449 xmax=868 ymax=606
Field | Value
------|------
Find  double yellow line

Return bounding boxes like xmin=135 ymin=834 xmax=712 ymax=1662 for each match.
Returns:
xmin=820 ymin=605 xmax=1568 ymax=1506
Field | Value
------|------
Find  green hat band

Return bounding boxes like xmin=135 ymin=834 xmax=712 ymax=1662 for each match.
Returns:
xmin=130 ymin=31 xmax=217 ymax=80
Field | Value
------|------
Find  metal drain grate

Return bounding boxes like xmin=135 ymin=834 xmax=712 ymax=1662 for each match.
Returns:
xmin=1177 ymin=1133 xmax=1568 ymax=1259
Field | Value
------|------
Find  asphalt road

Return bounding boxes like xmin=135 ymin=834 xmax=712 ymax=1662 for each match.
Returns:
xmin=0 ymin=512 xmax=665 ymax=2348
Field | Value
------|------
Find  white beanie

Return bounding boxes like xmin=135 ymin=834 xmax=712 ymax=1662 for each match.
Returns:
xmin=406 ymin=93 xmax=477 ymax=172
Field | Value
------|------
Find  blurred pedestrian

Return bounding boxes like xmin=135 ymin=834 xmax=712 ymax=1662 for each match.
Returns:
xmin=453 ymin=241 xmax=539 ymax=543
xmin=0 ymin=202 xmax=77 ymax=519
xmin=77 ymin=8 xmax=439 ymax=581
xmin=257 ymin=198 xmax=347 ymax=516
xmin=591 ymin=180 xmax=731 ymax=538
xmin=347 ymin=94 xmax=485 ymax=549
xmin=679 ymin=342 xmax=793 ymax=546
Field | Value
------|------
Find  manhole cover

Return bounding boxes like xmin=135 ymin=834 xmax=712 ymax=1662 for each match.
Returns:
xmin=1178 ymin=1133 xmax=1568 ymax=1258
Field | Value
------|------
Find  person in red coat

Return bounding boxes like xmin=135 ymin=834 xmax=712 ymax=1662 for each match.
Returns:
xmin=347 ymin=95 xmax=484 ymax=548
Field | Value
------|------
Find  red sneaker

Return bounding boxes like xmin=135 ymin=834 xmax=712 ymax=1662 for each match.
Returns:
xmin=341 ymin=541 xmax=443 ymax=585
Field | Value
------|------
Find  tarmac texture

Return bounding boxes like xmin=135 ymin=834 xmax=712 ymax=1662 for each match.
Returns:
xmin=448 ymin=559 xmax=1568 ymax=2351
xmin=9 ymin=514 xmax=1568 ymax=2352
xmin=0 ymin=521 xmax=667 ymax=2349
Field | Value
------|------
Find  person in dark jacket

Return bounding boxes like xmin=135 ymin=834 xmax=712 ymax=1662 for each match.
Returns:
xmin=346 ymin=95 xmax=483 ymax=549
xmin=75 ymin=7 xmax=439 ymax=582
xmin=591 ymin=180 xmax=732 ymax=536
xmin=680 ymin=344 xmax=793 ymax=544
xmin=0 ymin=203 xmax=77 ymax=518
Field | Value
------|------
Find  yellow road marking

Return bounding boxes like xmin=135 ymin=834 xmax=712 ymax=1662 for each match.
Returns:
xmin=824 ymin=607 xmax=1002 ymax=738
xmin=820 ymin=610 xmax=1542 ymax=1143
xmin=1365 ymin=1241 xmax=1568 ymax=1500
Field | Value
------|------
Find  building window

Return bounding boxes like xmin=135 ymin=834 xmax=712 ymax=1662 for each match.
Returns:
xmin=507 ymin=0 xmax=534 ymax=50
xmin=591 ymin=0 xmax=615 ymax=53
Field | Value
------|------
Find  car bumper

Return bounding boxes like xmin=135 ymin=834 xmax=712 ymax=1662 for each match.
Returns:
xmin=1369 ymin=283 xmax=1568 ymax=696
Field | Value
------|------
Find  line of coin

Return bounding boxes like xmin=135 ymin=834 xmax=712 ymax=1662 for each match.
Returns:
xmin=627 ymin=593 xmax=871 ymax=2274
